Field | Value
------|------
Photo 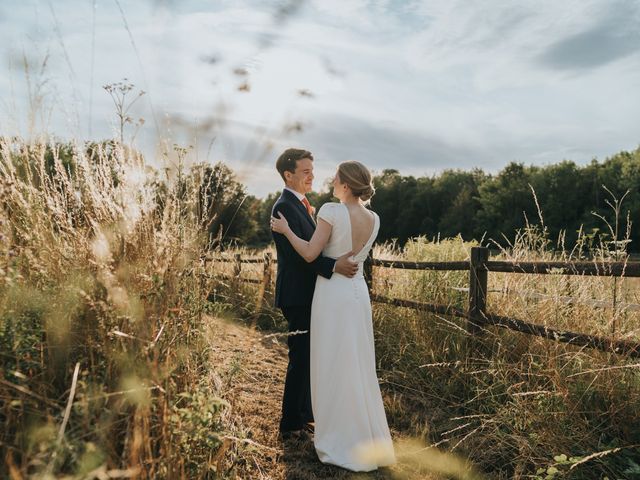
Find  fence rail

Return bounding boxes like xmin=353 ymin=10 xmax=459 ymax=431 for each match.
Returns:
xmin=371 ymin=259 xmax=470 ymax=271
xmin=485 ymin=260 xmax=640 ymax=277
xmin=202 ymin=248 xmax=640 ymax=358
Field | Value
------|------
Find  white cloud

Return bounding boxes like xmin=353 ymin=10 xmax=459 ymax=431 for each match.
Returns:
xmin=1 ymin=0 xmax=638 ymax=198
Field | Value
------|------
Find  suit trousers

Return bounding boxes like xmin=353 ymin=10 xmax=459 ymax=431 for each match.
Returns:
xmin=279 ymin=305 xmax=314 ymax=432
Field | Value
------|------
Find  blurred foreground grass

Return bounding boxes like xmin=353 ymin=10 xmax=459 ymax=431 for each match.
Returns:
xmin=0 ymin=138 xmax=231 ymax=478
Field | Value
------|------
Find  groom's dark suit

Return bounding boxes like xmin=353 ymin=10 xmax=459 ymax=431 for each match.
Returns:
xmin=272 ymin=188 xmax=335 ymax=432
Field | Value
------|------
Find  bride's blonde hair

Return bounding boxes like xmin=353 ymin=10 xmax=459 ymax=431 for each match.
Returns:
xmin=337 ymin=161 xmax=375 ymax=203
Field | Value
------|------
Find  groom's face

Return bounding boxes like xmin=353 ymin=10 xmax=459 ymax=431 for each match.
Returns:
xmin=286 ymin=157 xmax=314 ymax=194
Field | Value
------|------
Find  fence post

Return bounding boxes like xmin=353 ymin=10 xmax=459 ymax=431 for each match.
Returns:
xmin=231 ymin=253 xmax=242 ymax=293
xmin=233 ymin=253 xmax=242 ymax=278
xmin=468 ymin=246 xmax=489 ymax=335
xmin=364 ymin=250 xmax=373 ymax=293
xmin=255 ymin=252 xmax=272 ymax=315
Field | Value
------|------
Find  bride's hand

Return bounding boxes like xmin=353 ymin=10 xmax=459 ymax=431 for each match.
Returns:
xmin=270 ymin=212 xmax=290 ymax=234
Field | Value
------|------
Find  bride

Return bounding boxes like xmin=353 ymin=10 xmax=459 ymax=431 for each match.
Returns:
xmin=271 ymin=160 xmax=395 ymax=472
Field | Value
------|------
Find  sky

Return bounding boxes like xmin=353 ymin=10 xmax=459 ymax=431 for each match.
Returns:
xmin=1 ymin=0 xmax=639 ymax=197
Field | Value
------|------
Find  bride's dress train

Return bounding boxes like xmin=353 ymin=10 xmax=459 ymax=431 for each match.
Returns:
xmin=310 ymin=202 xmax=395 ymax=472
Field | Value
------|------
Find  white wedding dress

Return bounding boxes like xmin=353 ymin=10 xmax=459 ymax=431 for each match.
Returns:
xmin=310 ymin=202 xmax=396 ymax=472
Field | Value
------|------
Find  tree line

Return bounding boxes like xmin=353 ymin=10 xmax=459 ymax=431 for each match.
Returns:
xmin=234 ymin=147 xmax=640 ymax=253
xmin=12 ymin=139 xmax=640 ymax=253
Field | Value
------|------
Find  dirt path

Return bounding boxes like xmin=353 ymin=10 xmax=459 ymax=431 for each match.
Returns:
xmin=206 ymin=315 xmax=443 ymax=480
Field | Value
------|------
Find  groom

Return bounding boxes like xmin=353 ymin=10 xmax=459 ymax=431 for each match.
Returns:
xmin=271 ymin=148 xmax=358 ymax=439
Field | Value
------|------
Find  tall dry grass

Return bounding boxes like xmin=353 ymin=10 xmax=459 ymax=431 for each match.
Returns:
xmin=369 ymin=229 xmax=640 ymax=479
xmin=0 ymin=138 xmax=229 ymax=478
xmin=213 ymin=225 xmax=640 ymax=478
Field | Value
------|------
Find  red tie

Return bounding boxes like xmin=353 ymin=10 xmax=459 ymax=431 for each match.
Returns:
xmin=301 ymin=196 xmax=313 ymax=216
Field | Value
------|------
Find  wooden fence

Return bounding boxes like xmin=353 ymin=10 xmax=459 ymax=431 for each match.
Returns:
xmin=203 ymin=247 xmax=640 ymax=358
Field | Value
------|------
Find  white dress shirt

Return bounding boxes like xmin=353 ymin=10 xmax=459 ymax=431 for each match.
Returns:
xmin=284 ymin=186 xmax=306 ymax=202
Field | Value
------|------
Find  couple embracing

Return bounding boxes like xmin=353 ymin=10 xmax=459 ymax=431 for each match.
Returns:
xmin=270 ymin=148 xmax=396 ymax=472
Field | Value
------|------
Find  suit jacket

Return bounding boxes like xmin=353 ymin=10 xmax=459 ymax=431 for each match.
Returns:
xmin=271 ymin=189 xmax=335 ymax=308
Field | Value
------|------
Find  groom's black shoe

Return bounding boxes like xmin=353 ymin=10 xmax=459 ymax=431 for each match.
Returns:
xmin=278 ymin=429 xmax=310 ymax=443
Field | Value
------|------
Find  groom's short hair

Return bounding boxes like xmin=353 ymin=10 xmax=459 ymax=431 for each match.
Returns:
xmin=276 ymin=148 xmax=314 ymax=182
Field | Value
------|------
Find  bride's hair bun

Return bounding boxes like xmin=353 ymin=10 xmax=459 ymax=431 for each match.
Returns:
xmin=337 ymin=161 xmax=375 ymax=203
xmin=358 ymin=184 xmax=375 ymax=202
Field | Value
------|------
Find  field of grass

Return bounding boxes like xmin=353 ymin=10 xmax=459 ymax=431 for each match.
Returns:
xmin=210 ymin=232 xmax=640 ymax=479
xmin=2 ymin=136 xmax=639 ymax=479
xmin=369 ymin=236 xmax=640 ymax=479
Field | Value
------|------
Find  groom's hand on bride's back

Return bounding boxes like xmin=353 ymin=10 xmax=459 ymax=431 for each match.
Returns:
xmin=334 ymin=252 xmax=358 ymax=278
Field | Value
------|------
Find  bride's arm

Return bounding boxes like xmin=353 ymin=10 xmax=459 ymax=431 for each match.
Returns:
xmin=271 ymin=212 xmax=332 ymax=262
